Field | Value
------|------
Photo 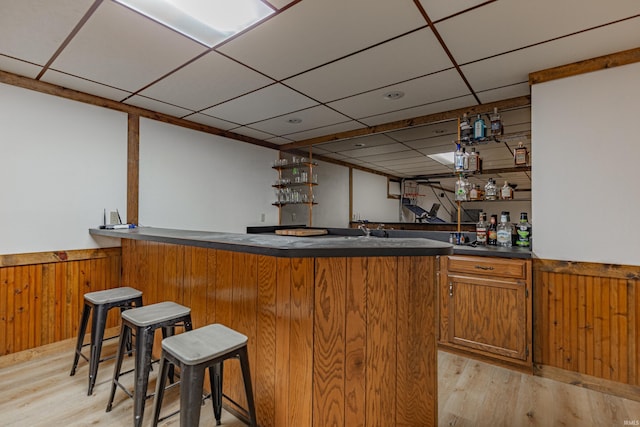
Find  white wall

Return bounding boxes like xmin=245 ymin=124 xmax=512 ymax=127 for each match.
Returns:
xmin=138 ymin=119 xmax=277 ymax=233
xmin=532 ymin=62 xmax=640 ymax=265
xmin=352 ymin=169 xmax=400 ymax=223
xmin=0 ymin=82 xmax=127 ymax=255
xmin=312 ymin=160 xmax=350 ymax=228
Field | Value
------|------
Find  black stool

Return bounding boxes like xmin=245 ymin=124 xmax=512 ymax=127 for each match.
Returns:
xmin=70 ymin=286 xmax=143 ymax=395
xmin=106 ymin=301 xmax=192 ymax=427
xmin=151 ymin=323 xmax=257 ymax=427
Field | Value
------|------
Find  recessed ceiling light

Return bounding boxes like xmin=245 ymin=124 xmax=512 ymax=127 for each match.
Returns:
xmin=383 ymin=91 xmax=405 ymax=100
xmin=354 ymin=142 xmax=366 ymax=148
xmin=427 ymin=151 xmax=454 ymax=165
xmin=114 ymin=0 xmax=273 ymax=47
xmin=287 ymin=118 xmax=302 ymax=124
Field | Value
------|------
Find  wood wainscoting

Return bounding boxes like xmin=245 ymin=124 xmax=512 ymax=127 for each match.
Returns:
xmin=0 ymin=248 xmax=121 ymax=356
xmin=533 ymin=259 xmax=640 ymax=400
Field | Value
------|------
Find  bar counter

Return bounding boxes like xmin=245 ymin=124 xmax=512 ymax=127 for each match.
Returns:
xmin=90 ymin=227 xmax=451 ymax=427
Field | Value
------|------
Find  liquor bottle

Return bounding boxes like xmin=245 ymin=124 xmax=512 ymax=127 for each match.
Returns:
xmin=500 ymin=181 xmax=514 ymax=200
xmin=462 ymin=147 xmax=469 ymax=171
xmin=460 ymin=113 xmax=472 ymax=143
xmin=455 ymin=176 xmax=469 ymax=201
xmin=514 ymin=142 xmax=529 ymax=166
xmin=469 ymin=184 xmax=479 ymax=201
xmin=496 ymin=211 xmax=513 ymax=247
xmin=516 ymin=212 xmax=532 ymax=247
xmin=468 ymin=147 xmax=480 ymax=173
xmin=473 ymin=114 xmax=486 ymax=141
xmin=476 ymin=212 xmax=487 ymax=245
xmin=454 ymin=143 xmax=464 ymax=172
xmin=490 ymin=107 xmax=503 ymax=136
xmin=487 ymin=214 xmax=498 ymax=246
xmin=484 ymin=178 xmax=497 ymax=200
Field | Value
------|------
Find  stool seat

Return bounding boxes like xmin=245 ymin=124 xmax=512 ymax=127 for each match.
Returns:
xmin=163 ymin=324 xmax=247 ymax=365
xmin=70 ymin=287 xmax=143 ymax=395
xmin=84 ymin=287 xmax=142 ymax=305
xmin=122 ymin=301 xmax=190 ymax=327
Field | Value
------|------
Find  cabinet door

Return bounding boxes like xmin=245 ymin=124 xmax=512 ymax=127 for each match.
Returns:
xmin=448 ymin=275 xmax=528 ymax=361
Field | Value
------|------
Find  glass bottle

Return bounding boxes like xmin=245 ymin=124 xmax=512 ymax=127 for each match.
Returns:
xmin=500 ymin=181 xmax=514 ymax=200
xmin=473 ymin=114 xmax=486 ymax=141
xmin=497 ymin=211 xmax=514 ymax=247
xmin=469 ymin=184 xmax=479 ymax=201
xmin=490 ymin=107 xmax=503 ymax=136
xmin=514 ymin=142 xmax=529 ymax=166
xmin=468 ymin=148 xmax=480 ymax=173
xmin=476 ymin=212 xmax=487 ymax=245
xmin=460 ymin=113 xmax=472 ymax=143
xmin=462 ymin=147 xmax=469 ymax=171
xmin=516 ymin=212 xmax=532 ymax=247
xmin=487 ymin=214 xmax=498 ymax=246
xmin=455 ymin=176 xmax=469 ymax=201
xmin=484 ymin=178 xmax=497 ymax=200
xmin=454 ymin=143 xmax=464 ymax=172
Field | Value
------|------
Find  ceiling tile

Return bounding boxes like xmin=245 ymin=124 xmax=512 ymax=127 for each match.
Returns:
xmin=283 ymin=120 xmax=363 ymax=142
xmin=283 ymin=27 xmax=453 ymax=102
xmin=265 ymin=136 xmax=295 ymax=145
xmin=248 ymin=105 xmax=352 ymax=136
xmin=0 ymin=0 xmax=95 ymax=64
xmin=139 ymin=51 xmax=274 ymax=111
xmin=232 ymin=126 xmax=277 ymax=140
xmin=462 ymin=17 xmax=640 ymax=92
xmin=0 ymin=56 xmax=42 ymax=79
xmin=315 ymin=134 xmax=397 ymax=153
xmin=42 ymin=70 xmax=132 ymax=101
xmin=341 ymin=143 xmax=413 ymax=158
xmin=185 ymin=113 xmax=239 ymax=130
xmin=218 ymin=0 xmax=427 ymax=79
xmin=476 ymin=83 xmax=530 ymax=104
xmin=436 ymin=0 xmax=640 ymax=64
xmin=358 ymin=94 xmax=477 ymax=126
xmin=418 ymin=0 xmax=490 ymax=22
xmin=124 ymin=95 xmax=193 ymax=117
xmin=388 ymin=120 xmax=457 ymax=142
xmin=200 ymin=83 xmax=317 ymax=124
xmin=329 ymin=69 xmax=470 ymax=119
xmin=50 ymin=1 xmax=207 ymax=92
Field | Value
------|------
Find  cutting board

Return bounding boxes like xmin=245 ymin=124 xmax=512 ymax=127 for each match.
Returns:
xmin=275 ymin=228 xmax=328 ymax=236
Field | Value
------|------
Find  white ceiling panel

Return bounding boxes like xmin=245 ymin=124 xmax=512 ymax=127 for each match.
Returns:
xmin=436 ymin=0 xmax=640 ymax=64
xmin=186 ymin=113 xmax=239 ymax=130
xmin=463 ymin=17 xmax=640 ymax=92
xmin=50 ymin=1 xmax=207 ymax=92
xmin=218 ymin=0 xmax=427 ymax=80
xmin=265 ymin=136 xmax=294 ymax=145
xmin=42 ymin=70 xmax=131 ymax=101
xmin=283 ymin=121 xmax=363 ymax=142
xmin=340 ymin=143 xmax=413 ymax=158
xmin=201 ymin=83 xmax=317 ymax=124
xmin=329 ymin=69 xmax=470 ymax=119
xmin=139 ymin=51 xmax=274 ymax=111
xmin=388 ymin=120 xmax=457 ymax=142
xmin=356 ymin=150 xmax=418 ymax=163
xmin=358 ymin=94 xmax=477 ymax=127
xmin=283 ymin=27 xmax=453 ymax=102
xmin=249 ymin=105 xmax=353 ymax=136
xmin=476 ymin=83 xmax=530 ymax=105
xmin=0 ymin=56 xmax=41 ymax=79
xmin=316 ymin=134 xmax=398 ymax=153
xmin=0 ymin=0 xmax=94 ymax=64
xmin=124 ymin=95 xmax=193 ymax=118
xmin=232 ymin=126 xmax=277 ymax=140
xmin=417 ymin=0 xmax=490 ymax=22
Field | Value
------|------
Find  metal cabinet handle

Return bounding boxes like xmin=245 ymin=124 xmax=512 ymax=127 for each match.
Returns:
xmin=449 ymin=282 xmax=453 ymax=297
xmin=474 ymin=265 xmax=494 ymax=270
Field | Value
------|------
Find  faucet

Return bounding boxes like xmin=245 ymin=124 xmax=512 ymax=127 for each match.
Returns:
xmin=358 ymin=223 xmax=371 ymax=237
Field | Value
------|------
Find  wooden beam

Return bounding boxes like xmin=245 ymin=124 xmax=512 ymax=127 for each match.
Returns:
xmin=0 ymin=69 xmax=279 ymax=150
xmin=127 ymin=114 xmax=140 ymax=225
xmin=279 ymin=96 xmax=531 ymax=150
xmin=529 ymin=47 xmax=640 ymax=85
xmin=0 ymin=247 xmax=121 ymax=268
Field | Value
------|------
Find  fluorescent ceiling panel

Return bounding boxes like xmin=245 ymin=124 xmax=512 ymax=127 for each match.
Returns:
xmin=427 ymin=151 xmax=454 ymax=165
xmin=115 ymin=0 xmax=273 ymax=46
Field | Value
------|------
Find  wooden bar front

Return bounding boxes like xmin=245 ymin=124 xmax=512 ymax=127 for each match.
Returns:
xmin=121 ymin=239 xmax=438 ymax=427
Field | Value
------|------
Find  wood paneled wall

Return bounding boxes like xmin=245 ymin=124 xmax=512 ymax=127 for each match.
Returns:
xmin=121 ymin=239 xmax=438 ymax=427
xmin=0 ymin=248 xmax=121 ymax=356
xmin=533 ymin=259 xmax=640 ymax=392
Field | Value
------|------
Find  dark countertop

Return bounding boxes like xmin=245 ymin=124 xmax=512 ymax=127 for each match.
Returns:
xmin=90 ymin=227 xmax=453 ymax=258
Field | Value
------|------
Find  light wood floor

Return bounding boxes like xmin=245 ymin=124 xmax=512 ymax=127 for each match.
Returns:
xmin=1 ymin=339 xmax=639 ymax=426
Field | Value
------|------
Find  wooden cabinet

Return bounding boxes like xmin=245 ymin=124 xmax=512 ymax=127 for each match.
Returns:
xmin=439 ymin=255 xmax=532 ymax=370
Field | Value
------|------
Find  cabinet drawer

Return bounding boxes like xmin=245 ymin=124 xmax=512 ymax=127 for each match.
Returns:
xmin=446 ymin=255 xmax=528 ymax=280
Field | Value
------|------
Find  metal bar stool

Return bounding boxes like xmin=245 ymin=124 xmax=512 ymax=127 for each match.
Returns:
xmin=151 ymin=323 xmax=257 ymax=427
xmin=106 ymin=301 xmax=192 ymax=427
xmin=70 ymin=286 xmax=143 ymax=395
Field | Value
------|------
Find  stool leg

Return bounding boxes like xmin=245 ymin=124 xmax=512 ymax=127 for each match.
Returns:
xmin=106 ymin=323 xmax=129 ymax=412
xmin=88 ymin=303 xmax=108 ymax=395
xmin=180 ymin=365 xmax=205 ymax=427
xmin=133 ymin=326 xmax=155 ymax=427
xmin=208 ymin=362 xmax=223 ymax=425
xmin=70 ymin=303 xmax=91 ymax=376
xmin=151 ymin=354 xmax=170 ymax=427
xmin=238 ymin=346 xmax=258 ymax=427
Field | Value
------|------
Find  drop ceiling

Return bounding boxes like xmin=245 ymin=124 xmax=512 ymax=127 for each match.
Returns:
xmin=1 ymin=0 xmax=638 ymax=185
